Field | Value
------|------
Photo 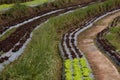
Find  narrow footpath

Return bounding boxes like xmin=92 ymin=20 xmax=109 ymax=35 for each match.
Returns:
xmin=78 ymin=11 xmax=120 ymax=80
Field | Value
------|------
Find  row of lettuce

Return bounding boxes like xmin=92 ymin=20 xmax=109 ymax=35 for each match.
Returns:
xmin=64 ymin=58 xmax=92 ymax=80
xmin=1 ymin=0 xmax=120 ymax=79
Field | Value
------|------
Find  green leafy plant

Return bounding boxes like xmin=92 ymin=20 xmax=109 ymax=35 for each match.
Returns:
xmin=64 ymin=59 xmax=73 ymax=80
xmin=64 ymin=58 xmax=93 ymax=80
xmin=80 ymin=58 xmax=87 ymax=68
xmin=64 ymin=59 xmax=72 ymax=69
xmin=84 ymin=77 xmax=93 ymax=80
xmin=82 ymin=67 xmax=91 ymax=77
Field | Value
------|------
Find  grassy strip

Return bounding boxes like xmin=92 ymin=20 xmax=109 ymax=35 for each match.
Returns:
xmin=105 ymin=26 xmax=120 ymax=51
xmin=0 ymin=0 xmax=120 ymax=79
xmin=0 ymin=0 xmax=51 ymax=11
xmin=0 ymin=4 xmax=13 ymax=11
xmin=23 ymin=0 xmax=51 ymax=6
xmin=0 ymin=28 xmax=16 ymax=41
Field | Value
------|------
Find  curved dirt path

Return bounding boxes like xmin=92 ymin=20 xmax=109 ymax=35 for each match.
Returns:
xmin=78 ymin=11 xmax=120 ymax=80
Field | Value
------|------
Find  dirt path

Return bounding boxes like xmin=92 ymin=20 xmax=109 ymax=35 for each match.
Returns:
xmin=78 ymin=11 xmax=120 ymax=80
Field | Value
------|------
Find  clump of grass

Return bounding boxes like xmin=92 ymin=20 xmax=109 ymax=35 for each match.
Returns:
xmin=4 ymin=3 xmax=29 ymax=19
xmin=105 ymin=26 xmax=120 ymax=51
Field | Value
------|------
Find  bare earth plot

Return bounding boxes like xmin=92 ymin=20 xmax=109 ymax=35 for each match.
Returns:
xmin=78 ymin=11 xmax=120 ymax=80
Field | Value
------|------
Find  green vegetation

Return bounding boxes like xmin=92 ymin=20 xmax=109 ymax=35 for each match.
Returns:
xmin=64 ymin=59 xmax=73 ymax=80
xmin=64 ymin=58 xmax=92 ymax=80
xmin=105 ymin=26 xmax=120 ymax=51
xmin=0 ymin=0 xmax=120 ymax=79
xmin=0 ymin=0 xmax=52 ymax=11
xmin=5 ymin=3 xmax=29 ymax=19
xmin=23 ymin=0 xmax=51 ymax=6
xmin=0 ymin=4 xmax=13 ymax=11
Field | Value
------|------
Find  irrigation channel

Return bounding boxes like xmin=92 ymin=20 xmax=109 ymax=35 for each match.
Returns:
xmin=0 ymin=0 xmax=120 ymax=79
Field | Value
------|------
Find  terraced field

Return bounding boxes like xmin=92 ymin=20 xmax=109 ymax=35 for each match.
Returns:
xmin=0 ymin=0 xmax=120 ymax=80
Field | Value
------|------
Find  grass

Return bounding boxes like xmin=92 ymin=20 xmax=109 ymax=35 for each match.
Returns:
xmin=23 ymin=0 xmax=52 ymax=6
xmin=0 ymin=0 xmax=53 ymax=11
xmin=0 ymin=4 xmax=13 ymax=11
xmin=103 ymin=26 xmax=120 ymax=72
xmin=105 ymin=26 xmax=120 ymax=51
xmin=0 ymin=0 xmax=120 ymax=79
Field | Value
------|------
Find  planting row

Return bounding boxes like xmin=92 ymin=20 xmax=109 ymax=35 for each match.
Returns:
xmin=0 ymin=1 xmax=96 ymax=63
xmin=64 ymin=58 xmax=93 ymax=80
xmin=61 ymin=27 xmax=82 ymax=59
xmin=0 ymin=0 xmax=98 ymax=34
xmin=60 ymin=18 xmax=95 ymax=59
xmin=96 ymin=16 xmax=120 ymax=65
